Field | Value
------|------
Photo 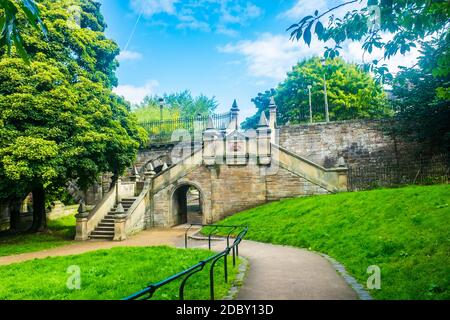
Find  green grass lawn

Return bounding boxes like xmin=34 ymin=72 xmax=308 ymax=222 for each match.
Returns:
xmin=206 ymin=184 xmax=450 ymax=300
xmin=0 ymin=246 xmax=240 ymax=300
xmin=0 ymin=213 xmax=76 ymax=257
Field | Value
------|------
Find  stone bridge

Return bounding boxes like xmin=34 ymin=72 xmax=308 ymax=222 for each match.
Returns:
xmin=75 ymin=100 xmax=348 ymax=241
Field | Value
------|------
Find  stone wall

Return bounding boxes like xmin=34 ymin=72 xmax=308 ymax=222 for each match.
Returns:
xmin=278 ymin=120 xmax=448 ymax=190
xmin=278 ymin=120 xmax=414 ymax=169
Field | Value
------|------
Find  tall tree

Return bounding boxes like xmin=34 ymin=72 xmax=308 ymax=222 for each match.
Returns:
xmin=0 ymin=0 xmax=147 ymax=232
xmin=390 ymin=33 xmax=450 ymax=154
xmin=243 ymin=57 xmax=389 ymax=129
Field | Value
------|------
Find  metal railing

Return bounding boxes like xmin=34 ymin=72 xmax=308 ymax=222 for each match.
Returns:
xmin=123 ymin=224 xmax=248 ymax=301
xmin=138 ymin=112 xmax=232 ymax=144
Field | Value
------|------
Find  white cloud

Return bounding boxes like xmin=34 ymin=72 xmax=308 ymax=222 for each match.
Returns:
xmin=130 ymin=0 xmax=178 ymax=17
xmin=218 ymin=32 xmax=420 ymax=81
xmin=218 ymin=33 xmax=332 ymax=80
xmin=117 ymin=50 xmax=143 ymax=62
xmin=278 ymin=0 xmax=327 ymax=20
xmin=113 ymin=80 xmax=159 ymax=105
xmin=129 ymin=0 xmax=262 ymax=36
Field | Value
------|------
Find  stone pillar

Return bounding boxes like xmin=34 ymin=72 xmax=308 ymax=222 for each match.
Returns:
xmin=203 ymin=117 xmax=219 ymax=166
xmin=75 ymin=201 xmax=89 ymax=241
xmin=230 ymin=99 xmax=240 ymax=130
xmin=257 ymin=112 xmax=271 ymax=165
xmin=268 ymin=97 xmax=277 ymax=144
xmin=336 ymin=157 xmax=348 ymax=191
xmin=113 ymin=203 xmax=127 ymax=241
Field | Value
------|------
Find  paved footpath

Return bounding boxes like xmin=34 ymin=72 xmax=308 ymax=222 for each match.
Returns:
xmin=0 ymin=229 xmax=358 ymax=300
xmin=188 ymin=239 xmax=358 ymax=300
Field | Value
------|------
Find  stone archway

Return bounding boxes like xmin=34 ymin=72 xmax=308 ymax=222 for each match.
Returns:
xmin=171 ymin=183 xmax=204 ymax=225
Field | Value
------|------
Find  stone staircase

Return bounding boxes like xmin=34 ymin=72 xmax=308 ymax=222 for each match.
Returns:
xmin=89 ymin=197 xmax=137 ymax=240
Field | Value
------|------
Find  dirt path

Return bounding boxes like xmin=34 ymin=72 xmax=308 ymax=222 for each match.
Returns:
xmin=0 ymin=229 xmax=187 ymax=266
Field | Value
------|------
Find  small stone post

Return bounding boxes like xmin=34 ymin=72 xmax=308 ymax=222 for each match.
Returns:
xmin=75 ymin=201 xmax=89 ymax=241
xmin=203 ymin=117 xmax=219 ymax=166
xmin=256 ymin=112 xmax=271 ymax=165
xmin=113 ymin=203 xmax=127 ymax=241
xmin=268 ymin=97 xmax=277 ymax=144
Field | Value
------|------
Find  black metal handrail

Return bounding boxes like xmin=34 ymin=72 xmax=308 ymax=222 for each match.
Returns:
xmin=123 ymin=224 xmax=248 ymax=301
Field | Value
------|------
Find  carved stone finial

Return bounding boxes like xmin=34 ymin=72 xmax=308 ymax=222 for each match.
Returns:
xmin=75 ymin=200 xmax=88 ymax=218
xmin=258 ymin=112 xmax=269 ymax=128
xmin=116 ymin=202 xmax=125 ymax=214
xmin=337 ymin=157 xmax=346 ymax=167
xmin=269 ymin=96 xmax=277 ymax=110
xmin=231 ymin=99 xmax=239 ymax=112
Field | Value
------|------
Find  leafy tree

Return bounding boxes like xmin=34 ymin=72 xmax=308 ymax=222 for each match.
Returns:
xmin=134 ymin=90 xmax=218 ymax=122
xmin=0 ymin=0 xmax=146 ymax=232
xmin=390 ymin=33 xmax=450 ymax=154
xmin=241 ymin=89 xmax=276 ymax=129
xmin=0 ymin=0 xmax=47 ymax=62
xmin=243 ymin=57 xmax=389 ymax=129
xmin=287 ymin=0 xmax=450 ymax=81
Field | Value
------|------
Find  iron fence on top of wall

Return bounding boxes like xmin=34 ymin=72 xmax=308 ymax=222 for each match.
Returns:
xmin=138 ymin=112 xmax=232 ymax=145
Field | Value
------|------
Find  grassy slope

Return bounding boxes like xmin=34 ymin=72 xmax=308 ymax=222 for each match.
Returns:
xmin=0 ymin=246 xmax=239 ymax=300
xmin=212 ymin=185 xmax=450 ymax=300
xmin=0 ymin=213 xmax=76 ymax=257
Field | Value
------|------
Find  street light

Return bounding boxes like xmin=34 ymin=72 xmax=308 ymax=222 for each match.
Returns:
xmin=158 ymin=97 xmax=164 ymax=122
xmin=321 ymin=59 xmax=330 ymax=123
xmin=158 ymin=97 xmax=164 ymax=136
xmin=307 ymin=85 xmax=313 ymax=124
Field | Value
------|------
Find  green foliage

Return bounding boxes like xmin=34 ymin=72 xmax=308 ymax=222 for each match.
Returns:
xmin=0 ymin=0 xmax=146 ymax=221
xmin=389 ymin=33 xmax=450 ymax=153
xmin=243 ymin=57 xmax=390 ymax=128
xmin=0 ymin=0 xmax=47 ymax=62
xmin=0 ymin=246 xmax=240 ymax=300
xmin=208 ymin=184 xmax=450 ymax=300
xmin=287 ymin=0 xmax=450 ymax=82
xmin=134 ymin=90 xmax=218 ymax=122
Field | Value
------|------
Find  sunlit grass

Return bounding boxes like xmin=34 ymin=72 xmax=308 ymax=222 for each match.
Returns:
xmin=0 ymin=246 xmax=240 ymax=300
xmin=207 ymin=184 xmax=450 ymax=300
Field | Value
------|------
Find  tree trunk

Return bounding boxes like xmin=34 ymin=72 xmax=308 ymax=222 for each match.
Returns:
xmin=29 ymin=185 xmax=47 ymax=233
xmin=9 ymin=202 xmax=21 ymax=231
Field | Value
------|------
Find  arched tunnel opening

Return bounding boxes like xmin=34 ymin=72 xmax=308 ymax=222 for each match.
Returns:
xmin=172 ymin=184 xmax=203 ymax=225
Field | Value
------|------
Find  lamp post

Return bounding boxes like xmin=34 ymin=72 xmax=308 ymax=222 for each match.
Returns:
xmin=158 ymin=98 xmax=164 ymax=122
xmin=158 ymin=97 xmax=164 ymax=137
xmin=321 ymin=59 xmax=330 ymax=123
xmin=307 ymin=85 xmax=312 ymax=124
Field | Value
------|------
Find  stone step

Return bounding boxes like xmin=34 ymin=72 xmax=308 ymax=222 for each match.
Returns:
xmin=98 ymin=223 xmax=114 ymax=228
xmin=96 ymin=226 xmax=114 ymax=232
xmin=91 ymin=230 xmax=114 ymax=236
xmin=89 ymin=235 xmax=114 ymax=240
xmin=101 ymin=218 xmax=115 ymax=223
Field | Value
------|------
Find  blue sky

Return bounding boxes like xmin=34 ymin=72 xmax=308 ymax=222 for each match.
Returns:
xmin=98 ymin=0 xmax=418 ymax=121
